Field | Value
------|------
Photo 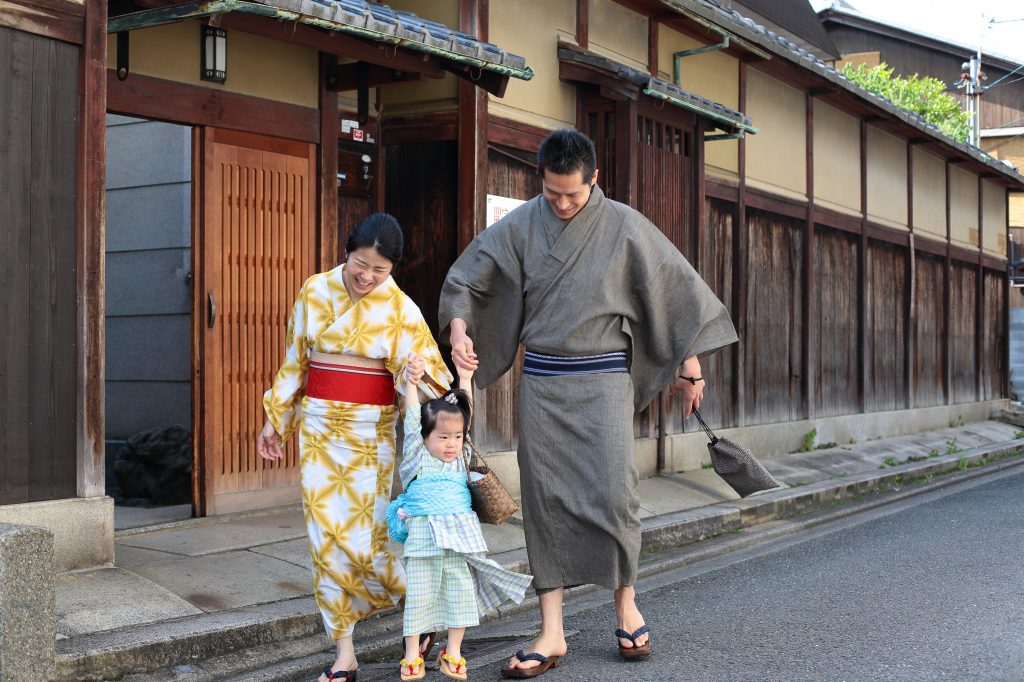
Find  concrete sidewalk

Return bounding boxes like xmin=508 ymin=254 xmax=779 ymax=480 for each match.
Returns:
xmin=55 ymin=418 xmax=1024 ymax=680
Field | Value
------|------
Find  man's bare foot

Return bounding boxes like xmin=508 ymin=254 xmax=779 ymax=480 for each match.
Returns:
xmin=504 ymin=635 xmax=567 ymax=671
xmin=615 ymin=587 xmax=649 ymax=649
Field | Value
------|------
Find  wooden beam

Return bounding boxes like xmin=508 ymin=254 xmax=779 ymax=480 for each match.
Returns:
xmin=320 ymin=53 xmax=339 ymax=271
xmin=107 ymin=71 xmax=319 ymax=143
xmin=734 ymin=60 xmax=747 ymax=427
xmin=77 ymin=0 xmax=107 ymax=498
xmin=457 ymin=0 xmax=487 ymax=252
xmin=216 ymin=12 xmax=445 ymax=77
xmin=705 ymin=177 xmax=739 ymax=202
xmin=803 ymin=92 xmax=815 ymax=420
xmin=326 ymin=62 xmax=424 ymax=91
xmin=0 ymin=0 xmax=84 ymax=43
xmin=382 ymin=111 xmax=458 ymax=145
xmin=488 ymin=115 xmax=549 ymax=153
xmin=440 ymin=61 xmax=510 ymax=98
xmin=858 ymin=120 xmax=868 ymax=413
xmin=577 ymin=0 xmax=588 ymax=49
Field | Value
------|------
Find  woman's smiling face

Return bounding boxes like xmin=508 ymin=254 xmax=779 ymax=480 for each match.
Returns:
xmin=343 ymin=246 xmax=393 ymax=299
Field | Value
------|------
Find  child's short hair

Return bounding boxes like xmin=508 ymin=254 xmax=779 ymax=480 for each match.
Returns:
xmin=420 ymin=389 xmax=471 ymax=438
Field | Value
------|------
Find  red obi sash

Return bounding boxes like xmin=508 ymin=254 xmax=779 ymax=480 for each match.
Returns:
xmin=305 ymin=352 xmax=396 ymax=406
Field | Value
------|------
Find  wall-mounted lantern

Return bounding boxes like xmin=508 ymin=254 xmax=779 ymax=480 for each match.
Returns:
xmin=200 ymin=25 xmax=227 ymax=83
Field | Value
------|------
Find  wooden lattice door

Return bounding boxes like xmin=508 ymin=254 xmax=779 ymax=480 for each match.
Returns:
xmin=195 ymin=128 xmax=317 ymax=515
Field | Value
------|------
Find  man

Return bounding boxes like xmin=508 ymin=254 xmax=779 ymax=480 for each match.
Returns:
xmin=439 ymin=129 xmax=737 ymax=676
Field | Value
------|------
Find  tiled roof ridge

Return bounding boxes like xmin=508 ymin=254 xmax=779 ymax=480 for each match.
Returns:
xmin=255 ymin=0 xmax=533 ymax=77
xmin=665 ymin=0 xmax=1024 ymax=185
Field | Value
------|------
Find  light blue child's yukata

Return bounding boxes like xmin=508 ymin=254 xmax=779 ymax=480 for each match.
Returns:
xmin=388 ymin=407 xmax=532 ymax=636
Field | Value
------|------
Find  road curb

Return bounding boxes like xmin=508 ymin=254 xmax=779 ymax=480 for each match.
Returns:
xmin=57 ymin=440 xmax=1024 ymax=680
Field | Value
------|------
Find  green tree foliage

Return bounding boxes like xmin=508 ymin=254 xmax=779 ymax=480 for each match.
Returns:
xmin=842 ymin=63 xmax=972 ymax=143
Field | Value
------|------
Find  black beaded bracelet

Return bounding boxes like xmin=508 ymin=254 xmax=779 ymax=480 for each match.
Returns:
xmin=678 ymin=375 xmax=703 ymax=385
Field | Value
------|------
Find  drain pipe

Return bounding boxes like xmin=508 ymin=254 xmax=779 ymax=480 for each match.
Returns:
xmin=656 ymin=389 xmax=667 ymax=472
xmin=673 ymin=36 xmax=730 ymax=86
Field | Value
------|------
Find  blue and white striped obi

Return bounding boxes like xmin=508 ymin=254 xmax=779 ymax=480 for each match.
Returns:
xmin=523 ymin=349 xmax=629 ymax=377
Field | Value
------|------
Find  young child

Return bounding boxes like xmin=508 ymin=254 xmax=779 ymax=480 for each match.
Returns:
xmin=388 ymin=352 xmax=532 ymax=681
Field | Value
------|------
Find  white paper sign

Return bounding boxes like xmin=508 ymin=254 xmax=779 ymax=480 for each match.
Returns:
xmin=486 ymin=194 xmax=527 ymax=228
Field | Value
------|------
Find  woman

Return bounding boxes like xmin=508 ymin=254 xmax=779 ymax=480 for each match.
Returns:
xmin=257 ymin=213 xmax=452 ymax=682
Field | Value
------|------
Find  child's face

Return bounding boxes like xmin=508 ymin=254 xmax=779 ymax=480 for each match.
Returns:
xmin=425 ymin=412 xmax=465 ymax=464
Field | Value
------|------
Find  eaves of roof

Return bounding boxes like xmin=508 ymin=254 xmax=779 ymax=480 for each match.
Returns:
xmin=659 ymin=0 xmax=1024 ymax=189
xmin=107 ymin=0 xmax=534 ymax=82
xmin=558 ymin=44 xmax=757 ymax=135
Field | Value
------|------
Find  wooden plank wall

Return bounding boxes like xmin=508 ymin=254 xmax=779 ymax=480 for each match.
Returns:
xmin=695 ymin=198 xmax=737 ymax=429
xmin=744 ymin=209 xmax=805 ymax=424
xmin=0 ymin=27 xmax=80 ymax=504
xmin=866 ymin=239 xmax=907 ymax=412
xmin=468 ymin=148 xmax=540 ymax=452
xmin=950 ymin=263 xmax=978 ymax=404
xmin=814 ymin=227 xmax=859 ymax=417
xmin=983 ymin=269 xmax=1006 ymax=401
xmin=636 ymin=116 xmax=692 ymax=438
xmin=913 ymin=253 xmax=946 ymax=407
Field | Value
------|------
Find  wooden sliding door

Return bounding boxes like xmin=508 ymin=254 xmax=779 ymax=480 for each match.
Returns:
xmin=195 ymin=128 xmax=316 ymax=515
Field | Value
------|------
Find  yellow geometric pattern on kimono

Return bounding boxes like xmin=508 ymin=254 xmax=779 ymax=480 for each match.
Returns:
xmin=263 ymin=264 xmax=452 ymax=640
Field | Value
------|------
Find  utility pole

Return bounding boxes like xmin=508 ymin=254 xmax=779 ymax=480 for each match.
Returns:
xmin=955 ymin=15 xmax=989 ymax=148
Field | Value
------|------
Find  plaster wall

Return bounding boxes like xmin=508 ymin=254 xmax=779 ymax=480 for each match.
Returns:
xmin=813 ymin=100 xmax=860 ymax=215
xmin=106 ymin=20 xmax=318 ymax=108
xmin=588 ymin=0 xmax=649 ymax=72
xmin=950 ymin=164 xmax=980 ymax=248
xmin=982 ymin=179 xmax=1008 ymax=257
xmin=488 ymin=0 xmax=577 ymax=131
xmin=745 ymin=67 xmax=806 ymax=199
xmin=912 ymin=147 xmax=947 ymax=239
xmin=866 ymin=126 xmax=908 ymax=229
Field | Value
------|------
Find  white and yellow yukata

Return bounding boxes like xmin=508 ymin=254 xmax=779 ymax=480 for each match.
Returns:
xmin=263 ymin=263 xmax=451 ymax=640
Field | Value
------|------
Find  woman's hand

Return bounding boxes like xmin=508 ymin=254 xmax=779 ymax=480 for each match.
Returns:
xmin=449 ymin=318 xmax=479 ymax=373
xmin=671 ymin=356 xmax=704 ymax=418
xmin=257 ymin=420 xmax=284 ymax=461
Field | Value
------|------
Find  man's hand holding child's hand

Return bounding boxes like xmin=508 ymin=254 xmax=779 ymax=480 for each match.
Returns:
xmin=406 ymin=352 xmax=425 ymax=386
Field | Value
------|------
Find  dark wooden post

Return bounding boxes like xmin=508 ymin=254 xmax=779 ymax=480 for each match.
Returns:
xmin=319 ymin=53 xmax=339 ymax=270
xmin=905 ymin=142 xmax=915 ymax=409
xmin=1006 ymin=190 xmax=1012 ymax=400
xmin=803 ymin=92 xmax=815 ymax=420
xmin=648 ymin=15 xmax=658 ymax=77
xmin=977 ymin=177 xmax=984 ymax=401
xmin=77 ymin=0 xmax=108 ymax=498
xmin=457 ymin=0 xmax=488 ymax=251
xmin=944 ymin=161 xmax=952 ymax=404
xmin=733 ymin=61 xmax=748 ymax=427
xmin=577 ymin=0 xmax=588 ymax=49
xmin=858 ymin=121 xmax=868 ymax=413
xmin=614 ymin=98 xmax=638 ymax=206
xmin=693 ymin=117 xmax=706 ymax=273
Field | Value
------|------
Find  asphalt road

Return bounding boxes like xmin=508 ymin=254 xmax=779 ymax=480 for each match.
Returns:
xmin=447 ymin=466 xmax=1024 ymax=682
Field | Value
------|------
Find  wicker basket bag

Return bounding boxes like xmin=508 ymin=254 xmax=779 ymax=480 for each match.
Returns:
xmin=463 ymin=438 xmax=519 ymax=525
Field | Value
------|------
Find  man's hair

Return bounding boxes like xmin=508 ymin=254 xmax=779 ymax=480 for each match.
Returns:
xmin=537 ymin=129 xmax=597 ymax=181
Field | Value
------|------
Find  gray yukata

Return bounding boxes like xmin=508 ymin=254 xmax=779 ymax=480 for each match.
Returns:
xmin=399 ymin=409 xmax=532 ymax=635
xmin=438 ymin=184 xmax=738 ymax=591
